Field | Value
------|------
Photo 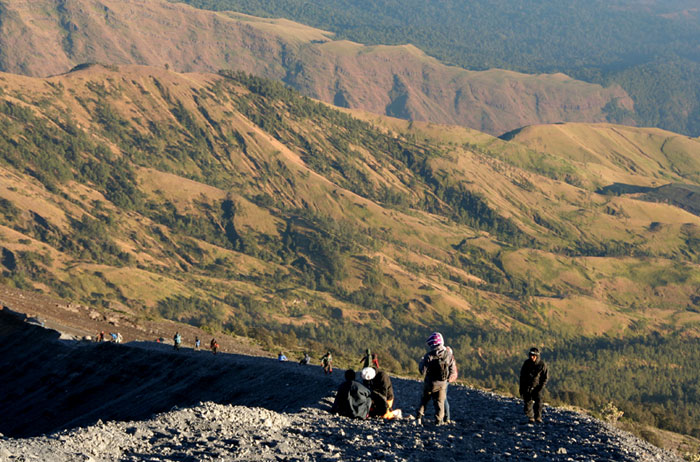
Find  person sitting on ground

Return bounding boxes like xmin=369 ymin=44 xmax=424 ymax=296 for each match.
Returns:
xmin=210 ymin=338 xmax=219 ymax=354
xmin=361 ymin=367 xmax=400 ymax=419
xmin=278 ymin=351 xmax=288 ymax=361
xmin=520 ymin=347 xmax=548 ymax=424
xmin=299 ymin=352 xmax=311 ymax=365
xmin=331 ymin=369 xmax=372 ymax=419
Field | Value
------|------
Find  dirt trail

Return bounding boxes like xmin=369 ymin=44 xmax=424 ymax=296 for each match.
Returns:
xmin=0 ymin=307 xmax=683 ymax=461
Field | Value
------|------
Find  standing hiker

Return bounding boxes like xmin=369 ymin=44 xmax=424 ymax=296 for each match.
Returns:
xmin=520 ymin=347 xmax=548 ymax=423
xmin=442 ymin=344 xmax=459 ymax=424
xmin=210 ymin=338 xmax=219 ymax=354
xmin=321 ymin=351 xmax=333 ymax=374
xmin=195 ymin=337 xmax=201 ymax=350
xmin=173 ymin=332 xmax=182 ymax=350
xmin=415 ymin=332 xmax=457 ymax=426
xmin=359 ymin=348 xmax=372 ymax=369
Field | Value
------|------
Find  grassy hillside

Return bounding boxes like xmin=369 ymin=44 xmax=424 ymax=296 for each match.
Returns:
xmin=0 ymin=65 xmax=699 ymax=439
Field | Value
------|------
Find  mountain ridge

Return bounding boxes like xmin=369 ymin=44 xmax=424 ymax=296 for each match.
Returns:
xmin=0 ymin=0 xmax=633 ymax=135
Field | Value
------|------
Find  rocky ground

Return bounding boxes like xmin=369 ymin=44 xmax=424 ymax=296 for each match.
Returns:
xmin=0 ymin=304 xmax=685 ymax=462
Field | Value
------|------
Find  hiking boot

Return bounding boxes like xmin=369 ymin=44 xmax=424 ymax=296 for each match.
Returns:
xmin=528 ymin=418 xmax=535 ymax=424
xmin=535 ymin=418 xmax=543 ymax=424
xmin=415 ymin=417 xmax=423 ymax=426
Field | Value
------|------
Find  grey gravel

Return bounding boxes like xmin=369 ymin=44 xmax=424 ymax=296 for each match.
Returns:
xmin=0 ymin=312 xmax=684 ymax=461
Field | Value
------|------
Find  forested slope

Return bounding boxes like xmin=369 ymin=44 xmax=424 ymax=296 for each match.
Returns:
xmin=175 ymin=0 xmax=700 ymax=136
xmin=0 ymin=0 xmax=635 ymax=135
xmin=0 ymin=65 xmax=699 ymax=438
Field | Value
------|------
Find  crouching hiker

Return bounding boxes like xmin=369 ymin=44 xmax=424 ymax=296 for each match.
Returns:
xmin=520 ymin=347 xmax=548 ymax=423
xmin=361 ymin=367 xmax=402 ymax=419
xmin=331 ymin=369 xmax=371 ymax=419
xmin=415 ymin=332 xmax=457 ymax=426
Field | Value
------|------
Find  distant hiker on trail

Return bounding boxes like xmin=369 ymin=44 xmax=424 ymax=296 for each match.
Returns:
xmin=110 ymin=332 xmax=118 ymax=342
xmin=321 ymin=351 xmax=333 ymax=374
xmin=361 ymin=367 xmax=401 ymax=419
xmin=371 ymin=352 xmax=379 ymax=369
xmin=278 ymin=352 xmax=288 ymax=361
xmin=210 ymin=338 xmax=219 ymax=354
xmin=520 ymin=347 xmax=548 ymax=424
xmin=174 ymin=332 xmax=182 ymax=350
xmin=299 ymin=352 xmax=311 ymax=365
xmin=195 ymin=337 xmax=200 ymax=350
xmin=115 ymin=332 xmax=123 ymax=344
xmin=415 ymin=332 xmax=457 ymax=426
xmin=359 ymin=348 xmax=372 ymax=368
xmin=331 ymin=369 xmax=371 ymax=419
xmin=98 ymin=331 xmax=105 ymax=342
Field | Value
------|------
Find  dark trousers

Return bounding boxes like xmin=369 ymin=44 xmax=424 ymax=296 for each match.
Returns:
xmin=417 ymin=380 xmax=447 ymax=422
xmin=523 ymin=390 xmax=544 ymax=420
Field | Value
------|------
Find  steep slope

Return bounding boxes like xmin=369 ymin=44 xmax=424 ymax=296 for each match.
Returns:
xmin=0 ymin=0 xmax=633 ymax=135
xmin=499 ymin=123 xmax=700 ymax=188
xmin=0 ymin=309 xmax=689 ymax=461
xmin=0 ymin=65 xmax=699 ymax=438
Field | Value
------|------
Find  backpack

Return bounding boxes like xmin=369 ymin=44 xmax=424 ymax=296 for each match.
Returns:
xmin=426 ymin=350 xmax=449 ymax=382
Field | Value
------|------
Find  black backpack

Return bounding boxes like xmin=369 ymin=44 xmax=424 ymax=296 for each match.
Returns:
xmin=426 ymin=350 xmax=449 ymax=382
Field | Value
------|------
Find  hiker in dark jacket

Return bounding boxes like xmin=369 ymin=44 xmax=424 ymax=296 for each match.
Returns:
xmin=361 ymin=367 xmax=399 ymax=419
xmin=321 ymin=351 xmax=333 ymax=374
xmin=331 ymin=369 xmax=371 ymax=419
xmin=416 ymin=332 xmax=457 ymax=425
xmin=520 ymin=347 xmax=549 ymax=423
xmin=359 ymin=348 xmax=372 ymax=368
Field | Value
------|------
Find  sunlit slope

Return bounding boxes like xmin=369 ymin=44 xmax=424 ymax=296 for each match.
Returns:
xmin=0 ymin=65 xmax=698 ymax=366
xmin=0 ymin=0 xmax=632 ymax=135
xmin=499 ymin=123 xmax=700 ymax=187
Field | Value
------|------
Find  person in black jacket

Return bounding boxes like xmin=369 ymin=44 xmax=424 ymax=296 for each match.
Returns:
xmin=519 ymin=347 xmax=549 ymax=423
xmin=331 ymin=369 xmax=372 ymax=419
xmin=361 ymin=367 xmax=398 ymax=419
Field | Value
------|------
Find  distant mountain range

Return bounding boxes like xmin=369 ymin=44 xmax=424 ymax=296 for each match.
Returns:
xmin=1 ymin=0 xmax=699 ymax=445
xmin=173 ymin=0 xmax=700 ymax=137
xmin=0 ymin=0 xmax=634 ymax=135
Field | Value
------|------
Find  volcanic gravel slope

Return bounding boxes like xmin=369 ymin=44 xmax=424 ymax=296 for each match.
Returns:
xmin=0 ymin=309 xmax=683 ymax=462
